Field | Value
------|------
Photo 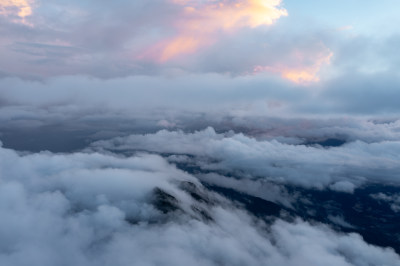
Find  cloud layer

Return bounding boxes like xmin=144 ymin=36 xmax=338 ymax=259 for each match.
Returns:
xmin=0 ymin=0 xmax=399 ymax=86
xmin=1 ymin=1 xmax=400 ymax=264
xmin=91 ymin=127 xmax=400 ymax=191
xmin=0 ymin=143 xmax=399 ymax=266
xmin=0 ymin=0 xmax=334 ymax=81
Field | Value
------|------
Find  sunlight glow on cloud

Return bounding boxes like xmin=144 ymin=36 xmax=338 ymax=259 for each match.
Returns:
xmin=0 ymin=0 xmax=33 ymax=24
xmin=143 ymin=0 xmax=288 ymax=62
xmin=253 ymin=49 xmax=333 ymax=84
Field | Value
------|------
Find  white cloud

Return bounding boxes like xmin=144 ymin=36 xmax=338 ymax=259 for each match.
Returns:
xmin=371 ymin=193 xmax=400 ymax=212
xmin=0 ymin=143 xmax=399 ymax=266
xmin=92 ymin=127 xmax=400 ymax=190
xmin=329 ymin=181 xmax=356 ymax=193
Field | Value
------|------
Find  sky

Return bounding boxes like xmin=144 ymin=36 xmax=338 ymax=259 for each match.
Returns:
xmin=1 ymin=1 xmax=400 ymax=265
xmin=0 ymin=0 xmax=399 ymax=121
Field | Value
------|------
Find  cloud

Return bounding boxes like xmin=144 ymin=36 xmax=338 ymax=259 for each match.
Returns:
xmin=0 ymin=0 xmax=398 ymax=85
xmin=1 ymin=71 xmax=400 ymax=124
xmin=0 ymin=0 xmax=33 ymax=24
xmin=329 ymin=181 xmax=356 ymax=193
xmin=91 ymin=127 xmax=400 ymax=190
xmin=1 ymin=73 xmax=400 ymax=155
xmin=140 ymin=0 xmax=287 ymax=62
xmin=371 ymin=193 xmax=400 ymax=212
xmin=196 ymin=172 xmax=294 ymax=207
xmin=253 ymin=47 xmax=333 ymax=84
xmin=0 ymin=143 xmax=399 ymax=266
xmin=1 ymin=1 xmax=400 ymax=264
xmin=0 ymin=0 xmax=332 ymax=82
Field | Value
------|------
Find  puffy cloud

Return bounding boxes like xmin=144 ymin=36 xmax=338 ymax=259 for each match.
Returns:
xmin=329 ymin=181 xmax=356 ymax=193
xmin=1 ymin=1 xmax=400 ymax=264
xmin=269 ymin=219 xmax=400 ymax=266
xmin=371 ymin=193 xmax=400 ymax=212
xmin=0 ymin=143 xmax=399 ymax=266
xmin=91 ymin=127 xmax=400 ymax=190
xmin=223 ymin=116 xmax=400 ymax=143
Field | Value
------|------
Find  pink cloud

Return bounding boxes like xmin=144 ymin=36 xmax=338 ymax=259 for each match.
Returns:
xmin=253 ymin=47 xmax=333 ymax=84
xmin=0 ymin=0 xmax=33 ymax=24
xmin=141 ymin=0 xmax=288 ymax=62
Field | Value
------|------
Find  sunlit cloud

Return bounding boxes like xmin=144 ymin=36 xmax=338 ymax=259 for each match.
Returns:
xmin=253 ymin=49 xmax=333 ymax=84
xmin=142 ymin=0 xmax=288 ymax=62
xmin=0 ymin=0 xmax=33 ymax=24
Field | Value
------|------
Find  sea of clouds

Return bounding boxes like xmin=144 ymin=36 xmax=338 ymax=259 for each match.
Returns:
xmin=91 ymin=127 xmax=400 ymax=192
xmin=1 ymin=140 xmax=399 ymax=266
